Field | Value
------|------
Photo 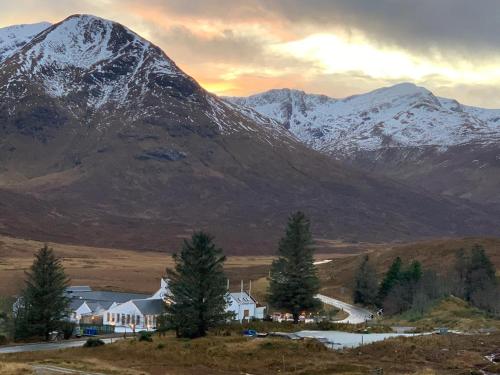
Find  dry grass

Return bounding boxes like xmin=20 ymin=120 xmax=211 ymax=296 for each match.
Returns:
xmin=0 ymin=234 xmax=365 ymax=298
xmin=317 ymin=237 xmax=500 ymax=301
xmin=2 ymin=331 xmax=500 ymax=374
xmin=0 ymin=235 xmax=276 ymax=297
xmin=385 ymin=296 xmax=500 ymax=331
xmin=0 ymin=362 xmax=33 ymax=375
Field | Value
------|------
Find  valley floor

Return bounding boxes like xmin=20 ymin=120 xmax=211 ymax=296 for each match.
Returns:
xmin=1 ymin=331 xmax=499 ymax=374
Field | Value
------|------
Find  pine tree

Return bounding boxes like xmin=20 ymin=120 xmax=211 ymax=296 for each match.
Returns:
xmin=15 ymin=245 xmax=70 ymax=340
xmin=353 ymin=255 xmax=378 ymax=306
xmin=465 ymin=244 xmax=497 ymax=304
xmin=166 ymin=232 xmax=229 ymax=338
xmin=268 ymin=212 xmax=320 ymax=323
xmin=377 ymin=257 xmax=402 ymax=305
xmin=452 ymin=249 xmax=468 ymax=298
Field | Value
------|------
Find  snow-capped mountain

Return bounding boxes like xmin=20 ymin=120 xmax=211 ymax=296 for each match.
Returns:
xmin=228 ymin=85 xmax=500 ymax=204
xmin=1 ymin=15 xmax=499 ymax=253
xmin=0 ymin=15 xmax=286 ymax=139
xmin=227 ymin=83 xmax=500 ymax=155
xmin=0 ymin=22 xmax=51 ymax=63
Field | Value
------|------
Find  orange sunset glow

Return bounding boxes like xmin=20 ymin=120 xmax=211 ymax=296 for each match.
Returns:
xmin=2 ymin=0 xmax=500 ymax=107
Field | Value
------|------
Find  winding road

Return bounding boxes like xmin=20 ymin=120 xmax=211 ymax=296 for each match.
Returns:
xmin=0 ymin=337 xmax=124 ymax=354
xmin=316 ymin=294 xmax=373 ymax=324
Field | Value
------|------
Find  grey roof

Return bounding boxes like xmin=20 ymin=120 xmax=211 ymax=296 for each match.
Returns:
xmin=69 ymin=299 xmax=86 ymax=311
xmin=132 ymin=299 xmax=166 ymax=315
xmin=68 ymin=291 xmax=149 ymax=304
xmin=86 ymin=301 xmax=115 ymax=313
xmin=66 ymin=286 xmax=92 ymax=293
xmin=230 ymin=292 xmax=256 ymax=305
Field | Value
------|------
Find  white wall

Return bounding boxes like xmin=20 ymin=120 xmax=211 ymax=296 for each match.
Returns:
xmin=103 ymin=301 xmax=158 ymax=331
xmin=227 ymin=298 xmax=256 ymax=321
xmin=104 ymin=301 xmax=145 ymax=329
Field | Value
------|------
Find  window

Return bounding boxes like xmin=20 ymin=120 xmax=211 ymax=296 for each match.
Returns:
xmin=121 ymin=314 xmax=125 ymax=325
xmin=136 ymin=315 xmax=140 ymax=325
xmin=127 ymin=314 xmax=131 ymax=324
xmin=132 ymin=315 xmax=135 ymax=325
xmin=244 ymin=309 xmax=250 ymax=317
xmin=107 ymin=313 xmax=110 ymax=322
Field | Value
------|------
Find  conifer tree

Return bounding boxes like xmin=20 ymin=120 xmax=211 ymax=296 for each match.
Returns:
xmin=453 ymin=249 xmax=468 ymax=297
xmin=465 ymin=244 xmax=497 ymax=304
xmin=166 ymin=232 xmax=229 ymax=338
xmin=377 ymin=257 xmax=402 ymax=305
xmin=16 ymin=245 xmax=70 ymax=340
xmin=353 ymin=255 xmax=378 ymax=306
xmin=268 ymin=212 xmax=320 ymax=323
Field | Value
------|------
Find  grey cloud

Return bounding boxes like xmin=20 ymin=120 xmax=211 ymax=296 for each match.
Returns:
xmin=134 ymin=0 xmax=500 ymax=59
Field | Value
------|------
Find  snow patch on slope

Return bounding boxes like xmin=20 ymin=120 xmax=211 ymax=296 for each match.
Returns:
xmin=0 ymin=22 xmax=51 ymax=63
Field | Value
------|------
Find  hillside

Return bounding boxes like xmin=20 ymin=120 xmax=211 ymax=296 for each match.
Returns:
xmin=1 ymin=16 xmax=500 ymax=254
xmin=0 ymin=22 xmax=51 ymax=63
xmin=228 ymin=85 xmax=500 ymax=205
xmin=318 ymin=237 xmax=500 ymax=300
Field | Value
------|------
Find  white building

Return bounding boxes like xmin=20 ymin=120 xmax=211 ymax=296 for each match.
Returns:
xmin=65 ymin=281 xmax=168 ymax=330
xmin=227 ymin=292 xmax=265 ymax=321
xmin=62 ymin=279 xmax=265 ymax=332
xmin=104 ymin=299 xmax=165 ymax=332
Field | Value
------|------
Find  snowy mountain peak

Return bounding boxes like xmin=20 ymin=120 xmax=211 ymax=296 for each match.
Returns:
xmin=1 ymin=14 xmax=188 ymax=108
xmin=227 ymin=84 xmax=500 ymax=154
xmin=0 ymin=15 xmax=289 ymax=140
xmin=0 ymin=21 xmax=51 ymax=63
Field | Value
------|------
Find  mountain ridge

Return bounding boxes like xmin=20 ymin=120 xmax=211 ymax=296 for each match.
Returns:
xmin=227 ymin=84 xmax=500 ymax=205
xmin=1 ymin=15 xmax=499 ymax=254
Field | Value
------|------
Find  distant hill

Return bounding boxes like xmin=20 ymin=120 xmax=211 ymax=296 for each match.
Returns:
xmin=227 ymin=85 xmax=500 ymax=206
xmin=318 ymin=237 xmax=500 ymax=300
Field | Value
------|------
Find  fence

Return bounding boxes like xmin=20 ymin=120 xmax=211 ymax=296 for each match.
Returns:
xmin=78 ymin=324 xmax=115 ymax=335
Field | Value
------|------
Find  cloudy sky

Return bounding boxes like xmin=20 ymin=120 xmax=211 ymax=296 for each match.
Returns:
xmin=2 ymin=0 xmax=500 ymax=107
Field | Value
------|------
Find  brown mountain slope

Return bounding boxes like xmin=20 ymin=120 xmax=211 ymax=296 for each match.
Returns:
xmin=319 ymin=237 xmax=500 ymax=300
xmin=0 ymin=15 xmax=499 ymax=254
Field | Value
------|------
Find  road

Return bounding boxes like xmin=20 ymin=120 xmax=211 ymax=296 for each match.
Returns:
xmin=33 ymin=364 xmax=107 ymax=374
xmin=0 ymin=337 xmax=123 ymax=354
xmin=316 ymin=294 xmax=373 ymax=324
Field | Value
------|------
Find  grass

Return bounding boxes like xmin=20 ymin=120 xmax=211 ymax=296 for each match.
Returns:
xmin=384 ymin=296 xmax=500 ymax=332
xmin=317 ymin=237 xmax=500 ymax=301
xmin=0 ymin=234 xmax=275 ymax=297
xmin=0 ymin=362 xmax=32 ymax=375
xmin=2 ymin=331 xmax=500 ymax=374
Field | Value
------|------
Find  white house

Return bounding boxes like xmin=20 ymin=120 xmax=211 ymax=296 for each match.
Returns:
xmin=60 ymin=279 xmax=265 ymax=332
xmin=104 ymin=298 xmax=166 ymax=332
xmin=64 ymin=279 xmax=171 ymax=331
xmin=227 ymin=292 xmax=265 ymax=321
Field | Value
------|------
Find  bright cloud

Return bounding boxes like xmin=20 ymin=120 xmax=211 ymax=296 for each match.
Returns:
xmin=2 ymin=0 xmax=500 ymax=107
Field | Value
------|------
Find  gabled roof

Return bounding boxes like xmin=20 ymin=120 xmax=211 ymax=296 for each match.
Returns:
xmin=86 ymin=301 xmax=115 ymax=313
xmin=132 ymin=299 xmax=166 ymax=315
xmin=69 ymin=299 xmax=87 ymax=311
xmin=68 ymin=290 xmax=149 ymax=303
xmin=230 ymin=292 xmax=256 ymax=305
xmin=66 ymin=286 xmax=92 ymax=293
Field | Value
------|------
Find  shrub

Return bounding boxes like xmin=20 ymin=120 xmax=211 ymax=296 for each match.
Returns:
xmin=83 ymin=338 xmax=105 ymax=348
xmin=157 ymin=342 xmax=165 ymax=349
xmin=138 ymin=331 xmax=153 ymax=342
xmin=260 ymin=341 xmax=275 ymax=349
xmin=59 ymin=321 xmax=76 ymax=340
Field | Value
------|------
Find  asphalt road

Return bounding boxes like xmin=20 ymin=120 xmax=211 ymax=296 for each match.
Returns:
xmin=316 ymin=294 xmax=373 ymax=324
xmin=0 ymin=337 xmax=123 ymax=354
xmin=32 ymin=364 xmax=107 ymax=374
